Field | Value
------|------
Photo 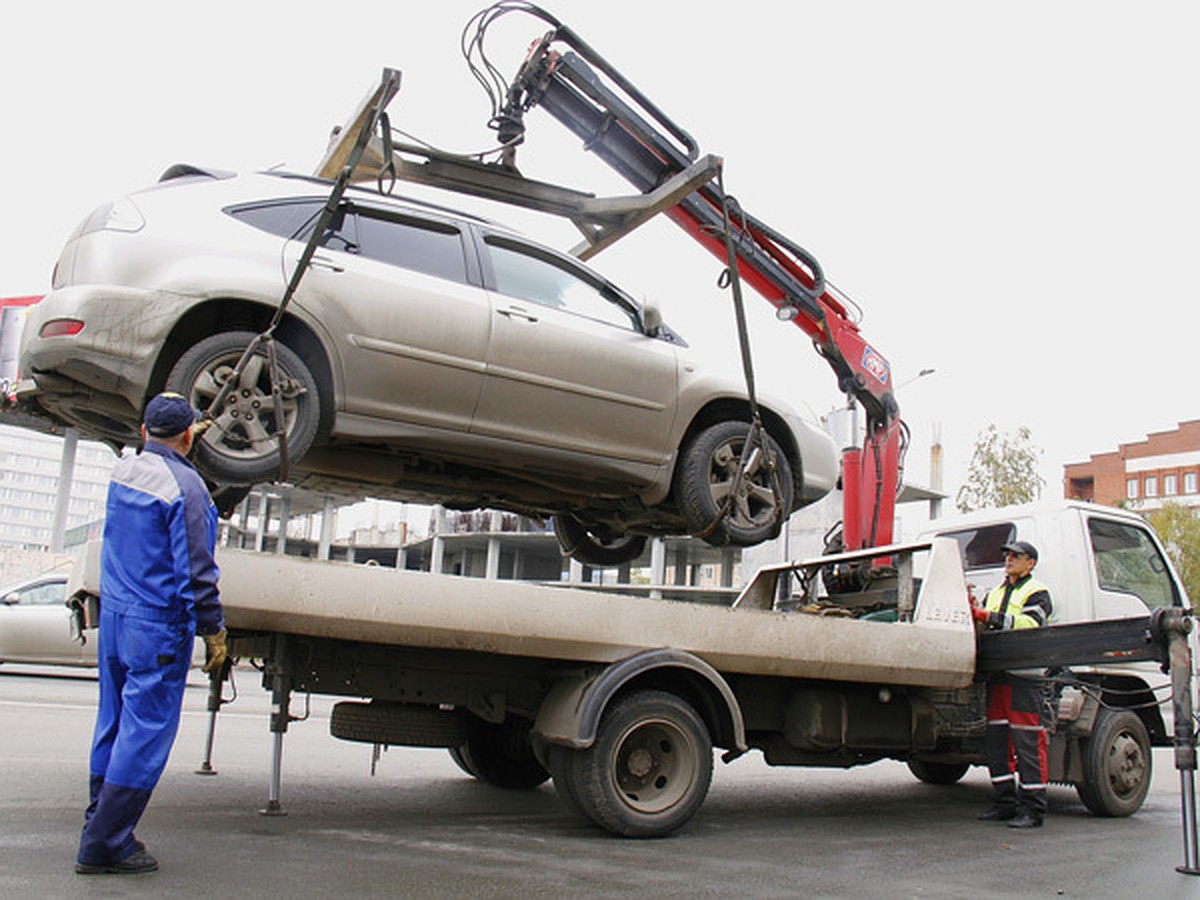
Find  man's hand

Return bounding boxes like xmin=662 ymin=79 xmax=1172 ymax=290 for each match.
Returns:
xmin=971 ymin=604 xmax=990 ymax=625
xmin=202 ymin=629 xmax=227 ymax=675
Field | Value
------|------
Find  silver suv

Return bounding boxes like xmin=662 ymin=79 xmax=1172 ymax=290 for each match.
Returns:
xmin=19 ymin=167 xmax=837 ymax=564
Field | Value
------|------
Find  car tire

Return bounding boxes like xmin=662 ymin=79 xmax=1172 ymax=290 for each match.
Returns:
xmin=676 ymin=421 xmax=793 ymax=547
xmin=552 ymin=515 xmax=647 ymax=566
xmin=166 ymin=331 xmax=320 ymax=486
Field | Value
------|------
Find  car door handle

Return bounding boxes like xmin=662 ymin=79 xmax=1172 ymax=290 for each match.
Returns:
xmin=497 ymin=306 xmax=539 ymax=323
xmin=309 ymin=254 xmax=344 ymax=273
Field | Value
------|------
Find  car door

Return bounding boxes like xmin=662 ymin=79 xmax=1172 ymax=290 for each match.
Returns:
xmin=285 ymin=203 xmax=492 ymax=433
xmin=472 ymin=234 xmax=679 ymax=469
xmin=0 ymin=576 xmax=77 ymax=664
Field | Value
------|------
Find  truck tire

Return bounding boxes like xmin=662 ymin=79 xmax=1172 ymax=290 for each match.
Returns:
xmin=450 ymin=718 xmax=550 ymax=789
xmin=552 ymin=515 xmax=647 ymax=567
xmin=166 ymin=330 xmax=320 ymax=486
xmin=1075 ymin=708 xmax=1152 ymax=817
xmin=907 ymin=760 xmax=969 ymax=785
xmin=330 ymin=701 xmax=471 ymax=748
xmin=551 ymin=689 xmax=713 ymax=838
xmin=676 ymin=421 xmax=793 ymax=547
xmin=546 ymin=745 xmax=592 ymax=823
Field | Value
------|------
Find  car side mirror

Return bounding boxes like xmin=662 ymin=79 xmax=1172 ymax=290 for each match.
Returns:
xmin=642 ymin=300 xmax=663 ymax=335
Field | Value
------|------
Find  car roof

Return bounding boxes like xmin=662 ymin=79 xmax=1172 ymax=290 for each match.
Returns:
xmin=0 ymin=571 xmax=70 ymax=593
xmin=157 ymin=165 xmax=509 ymax=231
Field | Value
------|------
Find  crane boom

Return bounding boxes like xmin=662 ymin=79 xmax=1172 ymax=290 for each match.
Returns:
xmin=495 ymin=19 xmax=903 ymax=551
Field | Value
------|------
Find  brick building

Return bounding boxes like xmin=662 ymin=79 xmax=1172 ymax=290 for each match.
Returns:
xmin=1063 ymin=420 xmax=1200 ymax=512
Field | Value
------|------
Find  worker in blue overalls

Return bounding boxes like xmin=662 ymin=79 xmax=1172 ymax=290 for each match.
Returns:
xmin=76 ymin=392 xmax=226 ymax=875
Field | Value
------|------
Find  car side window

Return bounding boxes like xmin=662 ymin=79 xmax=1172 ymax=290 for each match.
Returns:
xmin=1087 ymin=518 xmax=1179 ymax=609
xmin=485 ymin=237 xmax=639 ymax=331
xmin=354 ymin=212 xmax=468 ymax=285
xmin=226 ymin=200 xmax=324 ymax=239
xmin=10 ymin=580 xmax=66 ymax=606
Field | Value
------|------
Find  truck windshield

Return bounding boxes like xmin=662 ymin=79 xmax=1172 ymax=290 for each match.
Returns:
xmin=1087 ymin=518 xmax=1180 ymax=610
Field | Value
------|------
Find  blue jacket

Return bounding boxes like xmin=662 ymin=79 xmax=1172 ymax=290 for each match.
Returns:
xmin=99 ymin=441 xmax=223 ymax=635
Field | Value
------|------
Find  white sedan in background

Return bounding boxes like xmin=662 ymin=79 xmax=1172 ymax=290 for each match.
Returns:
xmin=0 ymin=570 xmax=203 ymax=668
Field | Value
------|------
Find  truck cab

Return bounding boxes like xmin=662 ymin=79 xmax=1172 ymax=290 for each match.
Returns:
xmin=918 ymin=500 xmax=1195 ymax=744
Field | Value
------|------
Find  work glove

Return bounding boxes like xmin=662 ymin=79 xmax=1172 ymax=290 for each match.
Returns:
xmin=202 ymin=629 xmax=228 ymax=675
xmin=970 ymin=604 xmax=990 ymax=626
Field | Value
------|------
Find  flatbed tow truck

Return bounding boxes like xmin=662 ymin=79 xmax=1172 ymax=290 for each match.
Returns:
xmin=45 ymin=1 xmax=1200 ymax=878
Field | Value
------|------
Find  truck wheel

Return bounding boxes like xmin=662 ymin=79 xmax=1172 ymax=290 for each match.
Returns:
xmin=552 ymin=515 xmax=647 ymax=566
xmin=546 ymin=745 xmax=592 ymax=823
xmin=553 ymin=689 xmax=713 ymax=838
xmin=1076 ymin=708 xmax=1152 ymax=817
xmin=450 ymin=718 xmax=550 ymax=790
xmin=676 ymin=421 xmax=793 ymax=547
xmin=907 ymin=760 xmax=969 ymax=785
xmin=166 ymin=330 xmax=320 ymax=485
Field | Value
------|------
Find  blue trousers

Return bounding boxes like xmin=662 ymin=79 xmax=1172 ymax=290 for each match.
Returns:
xmin=77 ymin=608 xmax=192 ymax=865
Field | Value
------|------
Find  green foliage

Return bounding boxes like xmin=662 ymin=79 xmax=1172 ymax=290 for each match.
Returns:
xmin=1145 ymin=502 xmax=1200 ymax=605
xmin=955 ymin=425 xmax=1045 ymax=513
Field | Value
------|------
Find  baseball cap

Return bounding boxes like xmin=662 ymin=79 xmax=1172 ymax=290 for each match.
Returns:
xmin=1001 ymin=540 xmax=1038 ymax=562
xmin=143 ymin=392 xmax=202 ymax=438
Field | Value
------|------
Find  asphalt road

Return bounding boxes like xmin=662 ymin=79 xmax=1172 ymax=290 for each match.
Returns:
xmin=1 ymin=664 xmax=1197 ymax=899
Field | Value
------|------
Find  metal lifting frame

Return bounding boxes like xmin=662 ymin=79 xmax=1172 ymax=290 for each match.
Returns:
xmin=317 ymin=26 xmax=901 ymax=551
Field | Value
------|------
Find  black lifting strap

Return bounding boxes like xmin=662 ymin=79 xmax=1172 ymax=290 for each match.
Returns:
xmin=695 ymin=166 xmax=786 ymax=541
xmin=202 ymin=72 xmax=400 ymax=483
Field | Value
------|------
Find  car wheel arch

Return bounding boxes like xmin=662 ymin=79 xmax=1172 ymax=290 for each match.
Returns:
xmin=148 ymin=299 xmax=336 ymax=440
xmin=674 ymin=399 xmax=803 ymax=508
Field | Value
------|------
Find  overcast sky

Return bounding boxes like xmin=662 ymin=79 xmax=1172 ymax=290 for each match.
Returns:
xmin=3 ymin=0 xmax=1196 ymax=524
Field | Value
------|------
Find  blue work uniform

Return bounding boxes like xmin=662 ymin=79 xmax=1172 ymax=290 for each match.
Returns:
xmin=77 ymin=441 xmax=223 ymax=868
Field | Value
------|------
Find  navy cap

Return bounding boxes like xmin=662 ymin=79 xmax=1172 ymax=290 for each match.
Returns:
xmin=1002 ymin=540 xmax=1038 ymax=562
xmin=144 ymin=392 xmax=201 ymax=438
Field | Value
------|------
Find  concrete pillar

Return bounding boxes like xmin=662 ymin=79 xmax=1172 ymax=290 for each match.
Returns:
xmin=649 ymin=538 xmax=666 ymax=599
xmin=317 ymin=496 xmax=334 ymax=561
xmin=721 ymin=548 xmax=736 ymax=588
xmin=50 ymin=427 xmax=78 ymax=552
xmin=253 ymin=494 xmax=267 ymax=553
xmin=673 ymin=546 xmax=690 ymax=586
xmin=235 ymin=495 xmax=251 ymax=549
xmin=568 ymin=558 xmax=584 ymax=583
xmin=275 ymin=496 xmax=290 ymax=555
xmin=395 ymin=545 xmax=407 ymax=570
xmin=512 ymin=549 xmax=524 ymax=581
xmin=485 ymin=537 xmax=501 ymax=580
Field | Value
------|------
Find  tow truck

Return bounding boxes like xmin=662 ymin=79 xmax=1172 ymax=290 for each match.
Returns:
xmin=47 ymin=1 xmax=1200 ymax=877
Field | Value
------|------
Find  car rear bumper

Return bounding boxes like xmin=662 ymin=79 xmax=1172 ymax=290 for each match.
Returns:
xmin=19 ymin=285 xmax=191 ymax=441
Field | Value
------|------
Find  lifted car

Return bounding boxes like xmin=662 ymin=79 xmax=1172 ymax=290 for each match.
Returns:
xmin=18 ymin=167 xmax=837 ymax=564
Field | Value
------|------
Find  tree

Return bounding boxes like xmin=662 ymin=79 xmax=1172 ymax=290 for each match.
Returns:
xmin=955 ymin=425 xmax=1045 ymax=513
xmin=1145 ymin=502 xmax=1200 ymax=604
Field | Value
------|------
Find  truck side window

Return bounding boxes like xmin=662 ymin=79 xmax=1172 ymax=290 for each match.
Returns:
xmin=1087 ymin=518 xmax=1179 ymax=609
xmin=937 ymin=524 xmax=1016 ymax=570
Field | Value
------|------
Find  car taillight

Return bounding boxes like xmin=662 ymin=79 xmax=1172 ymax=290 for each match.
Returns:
xmin=39 ymin=319 xmax=85 ymax=338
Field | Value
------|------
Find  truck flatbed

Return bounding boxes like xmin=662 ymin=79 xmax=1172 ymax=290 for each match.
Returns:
xmin=210 ymin=537 xmax=975 ymax=689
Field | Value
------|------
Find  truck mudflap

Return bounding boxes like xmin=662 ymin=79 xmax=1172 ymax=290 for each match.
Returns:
xmin=532 ymin=647 xmax=746 ymax=756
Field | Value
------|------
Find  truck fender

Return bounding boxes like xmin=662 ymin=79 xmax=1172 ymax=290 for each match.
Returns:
xmin=532 ymin=647 xmax=747 ymax=757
